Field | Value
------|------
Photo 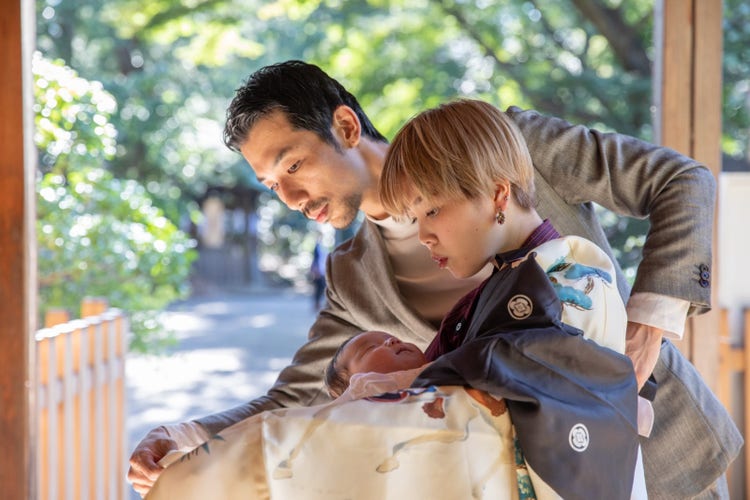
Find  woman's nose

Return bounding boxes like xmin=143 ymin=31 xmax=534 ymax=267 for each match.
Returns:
xmin=417 ymin=225 xmax=435 ymax=247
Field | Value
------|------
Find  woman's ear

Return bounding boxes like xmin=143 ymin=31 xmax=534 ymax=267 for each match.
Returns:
xmin=332 ymin=105 xmax=361 ymax=148
xmin=493 ymin=181 xmax=511 ymax=210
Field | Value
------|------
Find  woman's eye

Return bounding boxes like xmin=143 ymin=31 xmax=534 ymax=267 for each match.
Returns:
xmin=287 ymin=162 xmax=301 ymax=174
xmin=426 ymin=207 xmax=440 ymax=218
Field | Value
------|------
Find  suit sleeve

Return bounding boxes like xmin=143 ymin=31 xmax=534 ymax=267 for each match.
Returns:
xmin=507 ymin=106 xmax=716 ymax=315
xmin=194 ymin=251 xmax=363 ymax=435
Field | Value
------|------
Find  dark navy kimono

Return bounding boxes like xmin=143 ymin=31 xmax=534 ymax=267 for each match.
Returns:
xmin=414 ymin=254 xmax=639 ymax=500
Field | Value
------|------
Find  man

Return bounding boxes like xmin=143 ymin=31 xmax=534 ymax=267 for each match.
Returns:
xmin=129 ymin=60 xmax=741 ymax=498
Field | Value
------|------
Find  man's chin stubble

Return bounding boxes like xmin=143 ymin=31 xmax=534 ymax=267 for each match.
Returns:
xmin=330 ymin=196 xmax=362 ymax=229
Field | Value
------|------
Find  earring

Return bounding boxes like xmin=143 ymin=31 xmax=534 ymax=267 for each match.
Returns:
xmin=495 ymin=210 xmax=505 ymax=225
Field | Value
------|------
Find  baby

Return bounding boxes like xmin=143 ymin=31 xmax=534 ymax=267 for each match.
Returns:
xmin=325 ymin=330 xmax=429 ymax=400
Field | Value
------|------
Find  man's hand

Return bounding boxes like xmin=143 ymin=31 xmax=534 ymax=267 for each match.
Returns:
xmin=127 ymin=426 xmax=178 ymax=497
xmin=626 ymin=321 xmax=663 ymax=390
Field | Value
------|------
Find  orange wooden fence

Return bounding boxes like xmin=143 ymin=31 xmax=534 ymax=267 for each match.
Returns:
xmin=36 ymin=298 xmax=128 ymax=500
xmin=718 ymin=308 xmax=750 ymax=498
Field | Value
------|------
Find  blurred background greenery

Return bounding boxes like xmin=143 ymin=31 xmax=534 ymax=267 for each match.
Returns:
xmin=34 ymin=0 xmax=750 ymax=351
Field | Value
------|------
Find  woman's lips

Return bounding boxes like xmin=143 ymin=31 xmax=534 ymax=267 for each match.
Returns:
xmin=431 ymin=255 xmax=448 ymax=269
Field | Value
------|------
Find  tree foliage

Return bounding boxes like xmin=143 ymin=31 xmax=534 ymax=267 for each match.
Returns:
xmin=35 ymin=0 xmax=749 ymax=286
xmin=34 ymin=53 xmax=197 ymax=352
xmin=723 ymin=0 xmax=750 ymax=158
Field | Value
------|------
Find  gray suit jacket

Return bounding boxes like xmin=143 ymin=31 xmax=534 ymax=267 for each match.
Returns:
xmin=196 ymin=108 xmax=741 ymax=497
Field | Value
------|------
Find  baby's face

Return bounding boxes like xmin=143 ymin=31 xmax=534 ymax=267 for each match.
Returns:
xmin=339 ymin=331 xmax=426 ymax=376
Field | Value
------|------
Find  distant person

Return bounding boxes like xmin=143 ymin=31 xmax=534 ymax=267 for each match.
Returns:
xmin=309 ymin=234 xmax=328 ymax=311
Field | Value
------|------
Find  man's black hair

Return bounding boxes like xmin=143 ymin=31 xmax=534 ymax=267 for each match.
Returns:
xmin=223 ymin=60 xmax=387 ymax=152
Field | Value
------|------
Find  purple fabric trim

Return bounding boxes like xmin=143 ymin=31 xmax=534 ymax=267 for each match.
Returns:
xmin=425 ymin=220 xmax=559 ymax=362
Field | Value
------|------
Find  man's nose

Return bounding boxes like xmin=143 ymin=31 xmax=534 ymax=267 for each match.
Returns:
xmin=384 ymin=337 xmax=400 ymax=347
xmin=276 ymin=181 xmax=307 ymax=211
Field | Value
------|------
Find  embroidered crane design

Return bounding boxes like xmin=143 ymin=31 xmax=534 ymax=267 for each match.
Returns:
xmin=546 ymin=259 xmax=613 ymax=311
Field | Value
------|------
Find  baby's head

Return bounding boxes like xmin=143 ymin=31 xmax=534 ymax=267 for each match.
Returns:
xmin=325 ymin=330 xmax=427 ymax=398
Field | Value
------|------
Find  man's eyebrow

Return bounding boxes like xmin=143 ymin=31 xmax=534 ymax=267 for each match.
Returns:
xmin=273 ymin=146 xmax=293 ymax=167
xmin=256 ymin=146 xmax=293 ymax=184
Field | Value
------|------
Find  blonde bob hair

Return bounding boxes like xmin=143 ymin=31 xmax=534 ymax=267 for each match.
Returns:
xmin=380 ymin=99 xmax=536 ymax=216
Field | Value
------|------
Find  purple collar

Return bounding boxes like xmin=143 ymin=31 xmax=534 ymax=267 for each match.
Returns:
xmin=494 ymin=219 xmax=559 ymax=266
xmin=426 ymin=219 xmax=560 ymax=361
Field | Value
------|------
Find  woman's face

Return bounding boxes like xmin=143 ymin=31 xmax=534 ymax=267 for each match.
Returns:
xmin=338 ymin=331 xmax=426 ymax=376
xmin=409 ymin=193 xmax=499 ymax=279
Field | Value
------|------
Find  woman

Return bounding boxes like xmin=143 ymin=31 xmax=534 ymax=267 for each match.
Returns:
xmin=379 ymin=98 xmax=627 ymax=356
xmin=380 ymin=99 xmax=646 ymax=499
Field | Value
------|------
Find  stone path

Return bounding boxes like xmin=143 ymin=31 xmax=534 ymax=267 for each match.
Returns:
xmin=125 ymin=287 xmax=317 ymax=498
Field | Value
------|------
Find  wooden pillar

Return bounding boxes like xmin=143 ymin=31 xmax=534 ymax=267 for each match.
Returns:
xmin=0 ymin=1 xmax=36 ymax=498
xmin=653 ymin=0 xmax=723 ymax=388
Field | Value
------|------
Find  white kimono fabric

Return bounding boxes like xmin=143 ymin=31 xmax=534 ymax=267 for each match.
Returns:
xmin=147 ymin=385 xmax=550 ymax=500
xmin=147 ymin=236 xmax=644 ymax=499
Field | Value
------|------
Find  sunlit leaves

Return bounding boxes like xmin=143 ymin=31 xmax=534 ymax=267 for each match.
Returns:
xmin=175 ymin=27 xmax=265 ymax=66
xmin=34 ymin=56 xmax=197 ymax=352
xmin=34 ymin=0 xmax=750 ymax=289
xmin=33 ymin=52 xmax=118 ymax=174
xmin=37 ymin=167 xmax=198 ymax=352
xmin=257 ymin=0 xmax=321 ymax=21
xmin=722 ymin=0 xmax=750 ymax=160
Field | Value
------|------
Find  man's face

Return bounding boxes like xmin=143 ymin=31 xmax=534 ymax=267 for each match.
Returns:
xmin=240 ymin=109 xmax=368 ymax=229
xmin=338 ymin=331 xmax=426 ymax=376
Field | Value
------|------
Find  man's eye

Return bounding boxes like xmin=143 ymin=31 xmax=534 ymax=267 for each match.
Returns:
xmin=287 ymin=162 xmax=301 ymax=174
xmin=426 ymin=207 xmax=440 ymax=218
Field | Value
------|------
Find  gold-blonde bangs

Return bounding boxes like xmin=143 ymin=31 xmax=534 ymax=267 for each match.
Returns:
xmin=381 ymin=105 xmax=493 ymax=216
xmin=380 ymin=99 xmax=537 ymax=217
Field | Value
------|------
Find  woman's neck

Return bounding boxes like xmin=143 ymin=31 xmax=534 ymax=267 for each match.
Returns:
xmin=496 ymin=209 xmax=545 ymax=254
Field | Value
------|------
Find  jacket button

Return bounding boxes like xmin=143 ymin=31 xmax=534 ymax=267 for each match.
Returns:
xmin=700 ymin=270 xmax=710 ymax=280
xmin=699 ymin=279 xmax=710 ymax=288
xmin=455 ymin=322 xmax=462 ymax=331
xmin=699 ymin=264 xmax=709 ymax=272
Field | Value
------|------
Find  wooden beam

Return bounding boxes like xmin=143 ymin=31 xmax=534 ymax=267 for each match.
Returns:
xmin=688 ymin=0 xmax=723 ymax=387
xmin=654 ymin=0 xmax=723 ymax=389
xmin=654 ymin=0 xmax=693 ymax=154
xmin=0 ymin=1 xmax=36 ymax=498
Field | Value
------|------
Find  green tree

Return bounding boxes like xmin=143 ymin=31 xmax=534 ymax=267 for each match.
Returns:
xmin=35 ymin=0 xmax=750 ymax=282
xmin=34 ymin=53 xmax=197 ymax=352
xmin=723 ymin=0 xmax=750 ymax=159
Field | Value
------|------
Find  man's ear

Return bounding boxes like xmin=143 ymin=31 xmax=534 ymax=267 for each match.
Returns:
xmin=332 ymin=105 xmax=361 ymax=148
